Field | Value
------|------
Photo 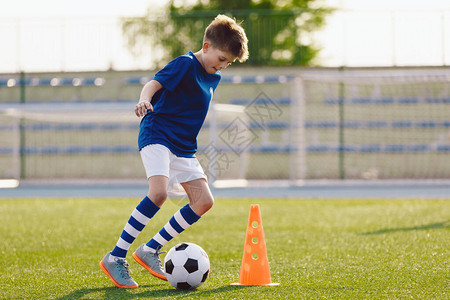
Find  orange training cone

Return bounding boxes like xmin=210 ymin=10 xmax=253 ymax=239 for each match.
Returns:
xmin=231 ymin=204 xmax=279 ymax=286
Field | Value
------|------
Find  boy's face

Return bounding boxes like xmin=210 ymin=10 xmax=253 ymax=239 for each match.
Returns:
xmin=201 ymin=42 xmax=237 ymax=74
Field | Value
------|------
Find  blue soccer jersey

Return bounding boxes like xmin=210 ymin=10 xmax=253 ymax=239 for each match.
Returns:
xmin=138 ymin=51 xmax=221 ymax=157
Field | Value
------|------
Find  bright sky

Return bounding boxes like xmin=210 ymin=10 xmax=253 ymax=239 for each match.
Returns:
xmin=1 ymin=0 xmax=450 ymax=71
xmin=0 ymin=0 xmax=164 ymax=17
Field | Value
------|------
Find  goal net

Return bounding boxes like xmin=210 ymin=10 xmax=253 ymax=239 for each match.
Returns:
xmin=299 ymin=69 xmax=450 ymax=179
xmin=0 ymin=101 xmax=250 ymax=187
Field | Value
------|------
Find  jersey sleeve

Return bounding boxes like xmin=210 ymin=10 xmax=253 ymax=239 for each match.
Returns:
xmin=153 ymin=54 xmax=193 ymax=92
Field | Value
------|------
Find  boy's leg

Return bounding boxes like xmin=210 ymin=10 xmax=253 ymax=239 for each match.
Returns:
xmin=147 ymin=178 xmax=213 ymax=249
xmin=181 ymin=178 xmax=214 ymax=216
xmin=133 ymin=178 xmax=214 ymax=280
xmin=99 ymin=195 xmax=159 ymax=289
xmin=110 ymin=195 xmax=162 ymax=259
xmin=100 ymin=176 xmax=168 ymax=288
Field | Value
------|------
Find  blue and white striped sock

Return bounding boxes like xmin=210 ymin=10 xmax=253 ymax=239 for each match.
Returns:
xmin=110 ymin=196 xmax=159 ymax=259
xmin=145 ymin=204 xmax=200 ymax=251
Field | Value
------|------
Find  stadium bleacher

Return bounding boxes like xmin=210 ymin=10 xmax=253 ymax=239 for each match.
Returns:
xmin=0 ymin=74 xmax=448 ymax=163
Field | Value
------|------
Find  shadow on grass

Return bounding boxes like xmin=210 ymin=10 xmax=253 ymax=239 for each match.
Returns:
xmin=175 ymin=284 xmax=250 ymax=298
xmin=56 ymin=285 xmax=176 ymax=299
xmin=56 ymin=284 xmax=247 ymax=299
xmin=360 ymin=220 xmax=449 ymax=235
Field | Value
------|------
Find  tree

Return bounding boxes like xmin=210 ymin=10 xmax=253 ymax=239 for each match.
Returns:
xmin=122 ymin=0 xmax=334 ymax=68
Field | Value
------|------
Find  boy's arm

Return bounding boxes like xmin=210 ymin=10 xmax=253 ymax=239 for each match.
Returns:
xmin=134 ymin=80 xmax=163 ymax=117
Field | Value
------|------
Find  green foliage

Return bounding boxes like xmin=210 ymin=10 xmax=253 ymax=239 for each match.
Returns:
xmin=121 ymin=0 xmax=334 ymax=67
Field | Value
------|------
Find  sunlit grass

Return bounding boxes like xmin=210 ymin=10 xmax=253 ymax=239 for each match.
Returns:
xmin=0 ymin=198 xmax=448 ymax=299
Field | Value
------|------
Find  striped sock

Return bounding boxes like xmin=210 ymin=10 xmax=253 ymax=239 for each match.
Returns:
xmin=146 ymin=204 xmax=200 ymax=251
xmin=110 ymin=196 xmax=159 ymax=258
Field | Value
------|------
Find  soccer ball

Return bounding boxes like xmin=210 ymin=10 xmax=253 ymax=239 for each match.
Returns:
xmin=164 ymin=242 xmax=210 ymax=290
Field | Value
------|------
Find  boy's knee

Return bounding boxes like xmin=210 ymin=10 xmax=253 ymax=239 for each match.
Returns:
xmin=206 ymin=196 xmax=214 ymax=210
xmin=200 ymin=195 xmax=214 ymax=213
xmin=148 ymin=190 xmax=168 ymax=206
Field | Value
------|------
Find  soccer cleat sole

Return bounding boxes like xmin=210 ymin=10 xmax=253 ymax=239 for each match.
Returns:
xmin=99 ymin=260 xmax=138 ymax=289
xmin=132 ymin=252 xmax=167 ymax=281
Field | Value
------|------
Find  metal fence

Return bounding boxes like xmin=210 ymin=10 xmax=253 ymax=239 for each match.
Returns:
xmin=1 ymin=68 xmax=449 ymax=182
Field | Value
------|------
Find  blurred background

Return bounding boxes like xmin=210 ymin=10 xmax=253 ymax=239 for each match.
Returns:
xmin=1 ymin=0 xmax=449 ymax=187
xmin=2 ymin=0 xmax=450 ymax=71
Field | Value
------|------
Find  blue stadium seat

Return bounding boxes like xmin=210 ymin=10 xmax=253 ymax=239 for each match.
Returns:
xmin=408 ymin=144 xmax=430 ymax=152
xmin=324 ymin=97 xmax=426 ymax=105
xmin=397 ymin=97 xmax=419 ymax=104
xmin=23 ymin=147 xmax=38 ymax=155
xmin=241 ymin=76 xmax=256 ymax=83
xmin=425 ymin=98 xmax=450 ymax=104
xmin=123 ymin=75 xmax=294 ymax=85
xmin=3 ymin=142 xmax=448 ymax=156
xmin=307 ymin=145 xmax=332 ymax=153
xmin=0 ymin=147 xmax=14 ymax=155
xmin=323 ymin=98 xmax=340 ymax=105
xmin=384 ymin=144 xmax=405 ymax=152
xmin=437 ymin=145 xmax=450 ymax=152
xmin=89 ymin=145 xmax=110 ymax=154
xmin=229 ymin=97 xmax=291 ymax=106
xmin=228 ymin=98 xmax=250 ymax=105
xmin=392 ymin=121 xmax=413 ymax=128
xmin=250 ymin=145 xmax=292 ymax=153
xmin=78 ymin=124 xmax=100 ymax=130
xmin=0 ymin=78 xmax=10 ymax=87
xmin=219 ymin=76 xmax=233 ymax=83
xmin=65 ymin=146 xmax=87 ymax=154
xmin=125 ymin=76 xmax=143 ymax=85
xmin=373 ymin=98 xmax=394 ymax=104
xmin=351 ymin=98 xmax=372 ymax=104
xmin=359 ymin=145 xmax=382 ymax=153
xmin=3 ymin=119 xmax=447 ymax=133
xmin=340 ymin=145 xmax=357 ymax=152
xmin=15 ymin=78 xmax=32 ymax=86
xmin=254 ymin=121 xmax=289 ymax=129
xmin=366 ymin=121 xmax=388 ymax=128
xmin=38 ymin=78 xmax=53 ymax=86
xmin=60 ymin=78 xmax=75 ymax=86
xmin=344 ymin=121 xmax=362 ymax=128
xmin=315 ymin=121 xmax=338 ymax=128
xmin=81 ymin=77 xmax=97 ymax=86
xmin=54 ymin=124 xmax=73 ymax=131
xmin=415 ymin=121 xmax=438 ymax=128
xmin=112 ymin=145 xmax=137 ymax=153
xmin=40 ymin=146 xmax=60 ymax=155
xmin=29 ymin=123 xmax=52 ymax=131
xmin=124 ymin=76 xmax=152 ymax=85
xmin=262 ymin=75 xmax=285 ymax=83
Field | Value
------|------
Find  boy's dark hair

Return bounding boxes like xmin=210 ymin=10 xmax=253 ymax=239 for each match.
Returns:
xmin=204 ymin=14 xmax=249 ymax=62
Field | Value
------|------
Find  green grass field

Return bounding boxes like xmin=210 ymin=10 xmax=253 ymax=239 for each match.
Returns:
xmin=0 ymin=197 xmax=448 ymax=299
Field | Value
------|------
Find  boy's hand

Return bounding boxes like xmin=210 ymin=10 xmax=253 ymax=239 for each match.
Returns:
xmin=135 ymin=100 xmax=153 ymax=117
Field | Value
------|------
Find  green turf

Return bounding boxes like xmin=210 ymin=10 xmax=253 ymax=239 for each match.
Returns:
xmin=0 ymin=198 xmax=448 ymax=299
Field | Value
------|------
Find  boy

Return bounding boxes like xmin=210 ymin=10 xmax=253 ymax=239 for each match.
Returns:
xmin=99 ymin=14 xmax=249 ymax=288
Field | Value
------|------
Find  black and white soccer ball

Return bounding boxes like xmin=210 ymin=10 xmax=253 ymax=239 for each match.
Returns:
xmin=164 ymin=242 xmax=210 ymax=290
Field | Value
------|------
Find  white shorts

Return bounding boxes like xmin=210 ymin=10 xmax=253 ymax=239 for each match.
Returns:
xmin=140 ymin=144 xmax=207 ymax=194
